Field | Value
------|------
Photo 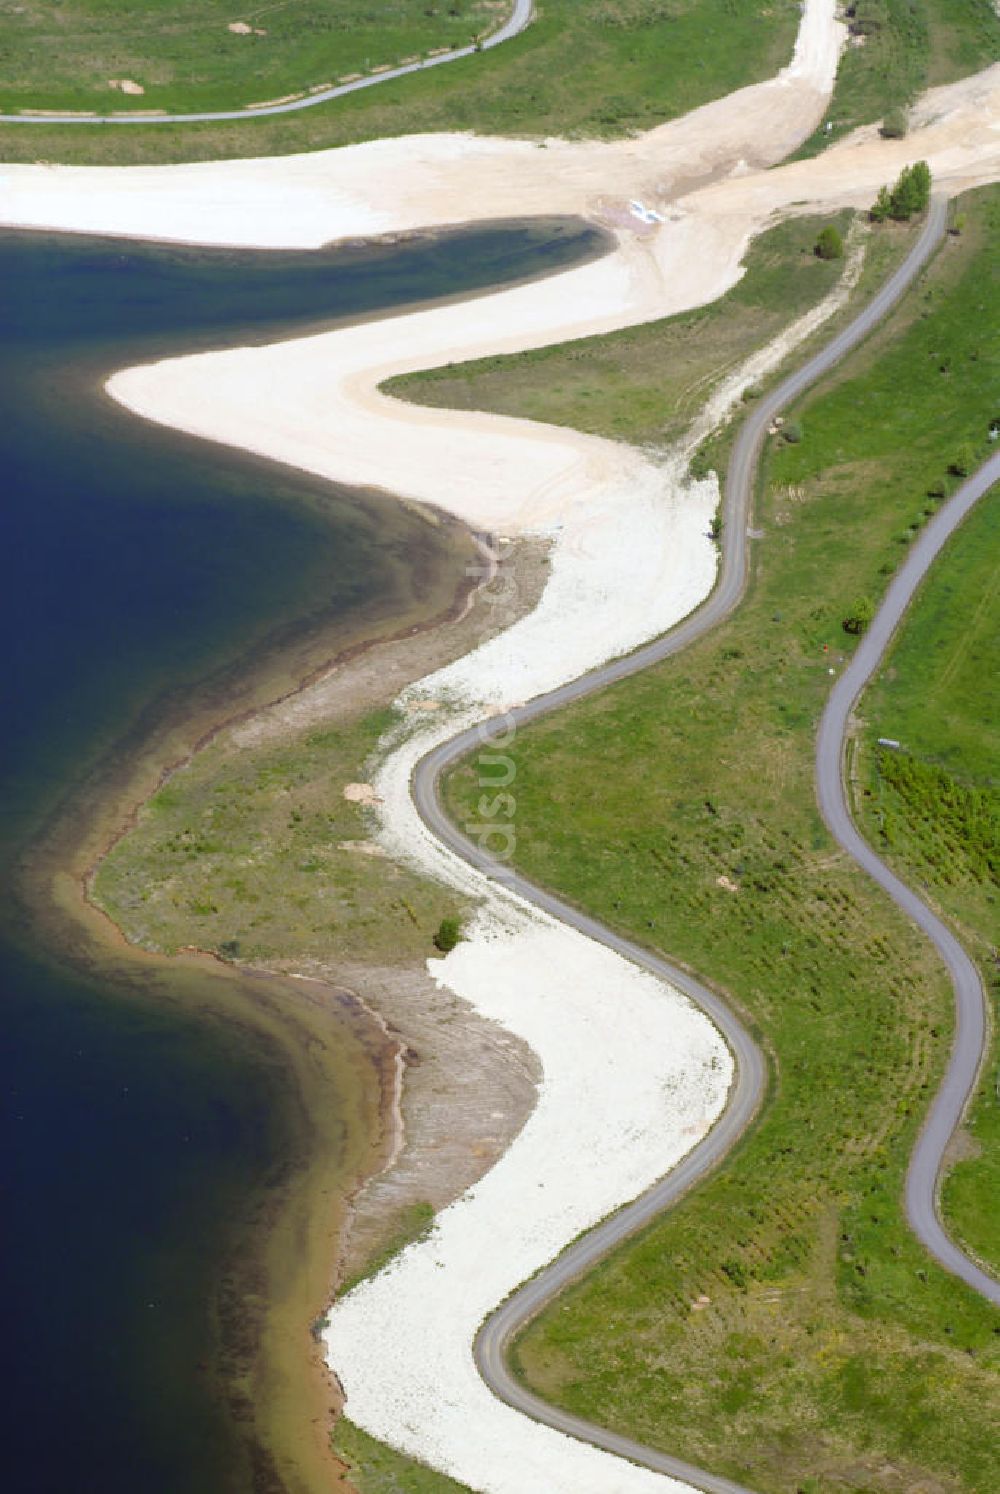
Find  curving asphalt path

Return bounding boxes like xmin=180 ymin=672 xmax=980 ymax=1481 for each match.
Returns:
xmin=0 ymin=2 xmax=532 ymax=126
xmin=409 ymin=194 xmax=997 ymax=1492
xmin=817 ymin=446 xmax=1000 ymax=1307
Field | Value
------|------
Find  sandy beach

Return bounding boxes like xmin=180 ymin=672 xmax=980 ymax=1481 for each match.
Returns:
xmin=7 ymin=2 xmax=1000 ymax=1487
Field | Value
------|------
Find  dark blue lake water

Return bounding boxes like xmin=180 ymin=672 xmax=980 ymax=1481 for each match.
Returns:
xmin=0 ymin=218 xmax=604 ymax=1492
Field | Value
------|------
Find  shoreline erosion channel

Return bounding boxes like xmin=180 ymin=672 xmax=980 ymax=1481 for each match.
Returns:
xmin=5 ymin=3 xmax=1000 ymax=1490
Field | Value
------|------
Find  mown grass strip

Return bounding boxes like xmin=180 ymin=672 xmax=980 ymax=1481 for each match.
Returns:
xmin=442 ymin=186 xmax=1000 ymax=1492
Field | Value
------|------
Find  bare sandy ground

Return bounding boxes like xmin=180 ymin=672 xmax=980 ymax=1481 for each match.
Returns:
xmin=7 ymin=5 xmax=1000 ymax=1489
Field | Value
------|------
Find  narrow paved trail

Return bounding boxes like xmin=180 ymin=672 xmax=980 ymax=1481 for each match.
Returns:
xmin=0 ymin=1 xmax=533 ymax=125
xmin=818 ymin=446 xmax=1000 ymax=1307
xmin=412 ymin=197 xmax=997 ymax=1491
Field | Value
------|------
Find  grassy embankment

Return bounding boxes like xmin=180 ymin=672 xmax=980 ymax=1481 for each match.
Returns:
xmin=0 ymin=0 xmax=802 ymax=162
xmin=442 ymin=186 xmax=1000 ymax=1492
xmin=797 ymin=0 xmax=999 ymax=155
xmin=856 ymin=490 xmax=998 ymax=1274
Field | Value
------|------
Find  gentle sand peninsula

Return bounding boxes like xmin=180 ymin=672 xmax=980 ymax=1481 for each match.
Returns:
xmin=6 ymin=3 xmax=1000 ymax=1487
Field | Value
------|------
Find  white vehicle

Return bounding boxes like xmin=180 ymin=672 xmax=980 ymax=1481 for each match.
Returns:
xmin=628 ymin=199 xmax=664 ymax=225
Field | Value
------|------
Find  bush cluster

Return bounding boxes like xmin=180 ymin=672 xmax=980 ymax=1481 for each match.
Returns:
xmin=870 ymin=161 xmax=931 ymax=222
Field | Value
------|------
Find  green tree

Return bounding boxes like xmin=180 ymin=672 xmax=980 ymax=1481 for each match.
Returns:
xmin=814 ymin=225 xmax=844 ymax=260
xmin=842 ymin=596 xmax=875 ymax=635
xmin=870 ymin=161 xmax=932 ymax=223
xmin=891 ymin=161 xmax=931 ymax=219
xmin=433 ymin=915 xmax=462 ymax=952
xmin=869 ymin=184 xmax=893 ymax=223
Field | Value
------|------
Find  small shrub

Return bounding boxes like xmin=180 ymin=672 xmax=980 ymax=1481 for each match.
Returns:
xmin=782 ymin=422 xmax=803 ymax=444
xmin=814 ymin=225 xmax=844 ymax=260
xmin=721 ymin=1258 xmax=749 ymax=1290
xmin=880 ymin=108 xmax=907 ymax=139
xmin=433 ymin=915 xmax=462 ymax=952
xmin=709 ymin=515 xmax=723 ymax=542
xmin=842 ymin=596 xmax=875 ymax=635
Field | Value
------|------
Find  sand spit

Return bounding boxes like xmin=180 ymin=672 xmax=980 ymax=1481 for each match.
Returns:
xmin=8 ymin=4 xmax=1000 ymax=1488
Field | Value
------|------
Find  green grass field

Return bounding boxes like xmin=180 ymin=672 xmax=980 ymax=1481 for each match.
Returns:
xmin=0 ymin=0 xmax=499 ymax=113
xmin=94 ymin=701 xmax=468 ymax=970
xmin=0 ymin=0 xmax=801 ymax=160
xmin=392 ymin=213 xmax=856 ymax=449
xmin=442 ymin=186 xmax=1000 ymax=1492
xmin=857 ymin=488 xmax=999 ymax=1277
xmin=796 ymin=0 xmax=999 ymax=155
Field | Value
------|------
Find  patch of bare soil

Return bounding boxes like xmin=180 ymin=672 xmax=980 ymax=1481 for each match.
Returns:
xmin=310 ymin=957 xmax=541 ymax=1284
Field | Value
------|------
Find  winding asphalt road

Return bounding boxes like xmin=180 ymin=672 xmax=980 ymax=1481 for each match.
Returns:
xmin=0 ymin=1 xmax=533 ymax=126
xmin=818 ymin=446 xmax=1000 ymax=1308
xmin=412 ymin=195 xmax=998 ymax=1491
